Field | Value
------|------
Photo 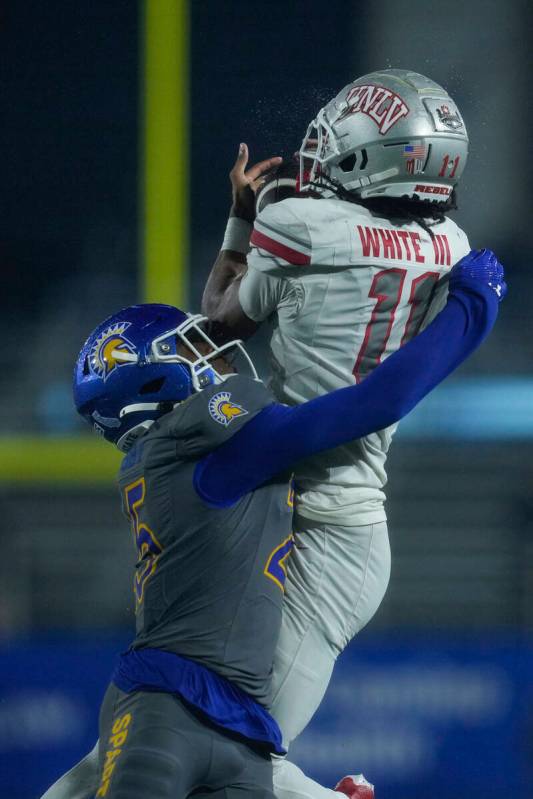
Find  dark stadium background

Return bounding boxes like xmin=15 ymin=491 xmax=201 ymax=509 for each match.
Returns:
xmin=0 ymin=1 xmax=532 ymax=797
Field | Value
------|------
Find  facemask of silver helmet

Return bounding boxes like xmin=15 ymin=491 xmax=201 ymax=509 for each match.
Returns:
xmin=299 ymin=69 xmax=468 ymax=203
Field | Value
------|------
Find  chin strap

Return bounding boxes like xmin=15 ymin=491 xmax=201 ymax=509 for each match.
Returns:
xmin=116 ymin=420 xmax=155 ymax=453
xmin=116 ymin=400 xmax=185 ymax=452
xmin=119 ymin=402 xmax=161 ymax=417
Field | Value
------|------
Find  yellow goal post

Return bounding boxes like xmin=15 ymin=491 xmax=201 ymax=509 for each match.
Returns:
xmin=0 ymin=0 xmax=189 ymax=485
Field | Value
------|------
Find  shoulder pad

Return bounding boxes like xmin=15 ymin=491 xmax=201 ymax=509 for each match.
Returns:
xmin=158 ymin=375 xmax=274 ymax=460
xmin=251 ymin=197 xmax=362 ymax=269
xmin=251 ymin=199 xmax=312 ymax=266
xmin=440 ymin=217 xmax=470 ymax=251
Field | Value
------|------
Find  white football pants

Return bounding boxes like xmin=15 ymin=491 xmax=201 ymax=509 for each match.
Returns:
xmin=271 ymin=518 xmax=390 ymax=798
xmin=40 ymin=520 xmax=390 ymax=799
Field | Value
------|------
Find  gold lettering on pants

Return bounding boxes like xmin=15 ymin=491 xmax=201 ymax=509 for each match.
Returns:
xmin=96 ymin=712 xmax=132 ymax=797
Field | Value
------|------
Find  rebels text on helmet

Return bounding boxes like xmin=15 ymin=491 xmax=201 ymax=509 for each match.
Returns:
xmin=338 ymin=85 xmax=410 ymax=135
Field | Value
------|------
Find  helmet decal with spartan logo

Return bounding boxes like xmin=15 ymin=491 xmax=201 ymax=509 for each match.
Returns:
xmin=90 ymin=322 xmax=138 ymax=381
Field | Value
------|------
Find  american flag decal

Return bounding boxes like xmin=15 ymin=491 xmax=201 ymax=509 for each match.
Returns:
xmin=403 ymin=142 xmax=427 ymax=159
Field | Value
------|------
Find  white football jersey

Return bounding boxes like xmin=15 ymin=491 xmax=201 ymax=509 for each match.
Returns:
xmin=239 ymin=197 xmax=470 ymax=526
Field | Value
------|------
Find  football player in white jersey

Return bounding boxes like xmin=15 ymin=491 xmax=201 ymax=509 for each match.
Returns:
xmin=203 ymin=69 xmax=473 ymax=799
xmin=40 ymin=70 xmax=485 ymax=799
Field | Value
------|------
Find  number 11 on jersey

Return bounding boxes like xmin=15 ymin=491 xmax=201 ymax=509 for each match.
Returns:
xmin=354 ymin=268 xmax=439 ymax=382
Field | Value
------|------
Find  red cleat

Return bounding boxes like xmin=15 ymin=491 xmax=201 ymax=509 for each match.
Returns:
xmin=334 ymin=774 xmax=374 ymax=799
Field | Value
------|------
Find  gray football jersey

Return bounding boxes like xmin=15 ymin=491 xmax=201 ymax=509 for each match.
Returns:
xmin=117 ymin=375 xmax=294 ymax=703
xmin=240 ymin=197 xmax=469 ymax=526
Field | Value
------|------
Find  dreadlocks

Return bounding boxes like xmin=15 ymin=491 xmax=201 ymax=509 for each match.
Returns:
xmin=310 ymin=174 xmax=458 ymax=237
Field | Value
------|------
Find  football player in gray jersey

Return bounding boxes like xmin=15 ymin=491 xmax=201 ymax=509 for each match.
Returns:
xmin=40 ymin=252 xmax=504 ymax=799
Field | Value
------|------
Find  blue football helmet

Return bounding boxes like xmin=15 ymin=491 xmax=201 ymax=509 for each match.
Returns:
xmin=73 ymin=304 xmax=258 ymax=451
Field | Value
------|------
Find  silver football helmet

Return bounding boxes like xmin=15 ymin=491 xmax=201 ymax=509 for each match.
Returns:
xmin=299 ymin=69 xmax=468 ymax=202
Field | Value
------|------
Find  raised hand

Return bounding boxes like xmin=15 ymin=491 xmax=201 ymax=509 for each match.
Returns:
xmin=229 ymin=143 xmax=282 ymax=223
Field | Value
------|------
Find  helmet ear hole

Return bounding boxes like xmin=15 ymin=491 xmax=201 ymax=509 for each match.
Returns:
xmin=83 ymin=356 xmax=90 ymax=376
xmin=140 ymin=377 xmax=166 ymax=395
xmin=339 ymin=153 xmax=357 ymax=172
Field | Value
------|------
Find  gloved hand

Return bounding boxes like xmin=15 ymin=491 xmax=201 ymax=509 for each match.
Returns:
xmin=449 ymin=248 xmax=507 ymax=302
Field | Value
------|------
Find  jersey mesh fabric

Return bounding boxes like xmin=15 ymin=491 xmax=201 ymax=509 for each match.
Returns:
xmin=117 ymin=376 xmax=293 ymax=751
xmin=239 ymin=197 xmax=470 ymax=525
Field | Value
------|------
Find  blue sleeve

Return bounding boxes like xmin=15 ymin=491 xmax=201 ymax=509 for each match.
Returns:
xmin=194 ymin=282 xmax=498 ymax=507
